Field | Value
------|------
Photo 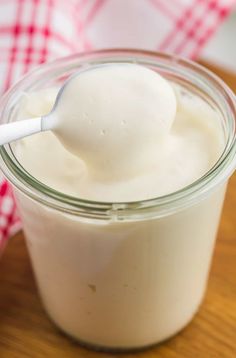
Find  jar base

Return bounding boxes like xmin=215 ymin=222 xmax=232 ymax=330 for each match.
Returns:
xmin=46 ymin=309 xmax=200 ymax=353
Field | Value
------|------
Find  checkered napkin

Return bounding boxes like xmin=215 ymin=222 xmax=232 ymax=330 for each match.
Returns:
xmin=0 ymin=0 xmax=234 ymax=250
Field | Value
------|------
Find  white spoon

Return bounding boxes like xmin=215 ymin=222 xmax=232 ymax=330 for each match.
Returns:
xmin=0 ymin=113 xmax=56 ymax=146
xmin=0 ymin=62 xmax=176 ymax=184
xmin=0 ymin=63 xmax=176 ymax=151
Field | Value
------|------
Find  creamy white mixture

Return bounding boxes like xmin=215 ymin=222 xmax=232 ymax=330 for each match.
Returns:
xmin=13 ymin=64 xmax=227 ymax=350
xmin=52 ymin=64 xmax=177 ymax=180
xmin=15 ymin=64 xmax=223 ymax=202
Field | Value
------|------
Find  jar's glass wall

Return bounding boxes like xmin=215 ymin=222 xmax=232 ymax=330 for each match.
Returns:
xmin=15 ymin=181 xmax=227 ymax=350
xmin=0 ymin=50 xmax=235 ymax=351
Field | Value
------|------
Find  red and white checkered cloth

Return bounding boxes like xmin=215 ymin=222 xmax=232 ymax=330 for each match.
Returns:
xmin=0 ymin=0 xmax=235 ymax=251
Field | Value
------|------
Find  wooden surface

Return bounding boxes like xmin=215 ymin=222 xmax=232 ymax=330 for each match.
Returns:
xmin=0 ymin=62 xmax=236 ymax=358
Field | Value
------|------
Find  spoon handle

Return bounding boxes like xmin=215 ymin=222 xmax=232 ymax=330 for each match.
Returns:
xmin=0 ymin=117 xmax=42 ymax=146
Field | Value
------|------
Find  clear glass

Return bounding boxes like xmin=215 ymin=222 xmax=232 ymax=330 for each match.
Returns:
xmin=0 ymin=50 xmax=235 ymax=352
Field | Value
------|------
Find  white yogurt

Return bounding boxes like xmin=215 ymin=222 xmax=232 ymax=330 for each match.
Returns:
xmin=15 ymin=66 xmax=223 ymax=201
xmin=50 ymin=65 xmax=176 ymax=180
xmin=13 ymin=64 xmax=226 ymax=350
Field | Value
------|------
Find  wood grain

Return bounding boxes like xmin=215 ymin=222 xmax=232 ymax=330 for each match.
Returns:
xmin=0 ymin=62 xmax=235 ymax=358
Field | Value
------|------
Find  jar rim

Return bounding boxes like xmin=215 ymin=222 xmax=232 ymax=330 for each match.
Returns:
xmin=0 ymin=49 xmax=236 ymax=221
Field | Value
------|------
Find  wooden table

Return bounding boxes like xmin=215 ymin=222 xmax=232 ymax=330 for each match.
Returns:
xmin=0 ymin=62 xmax=235 ymax=358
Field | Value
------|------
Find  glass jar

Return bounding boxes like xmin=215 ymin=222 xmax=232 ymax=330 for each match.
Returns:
xmin=0 ymin=50 xmax=235 ymax=352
